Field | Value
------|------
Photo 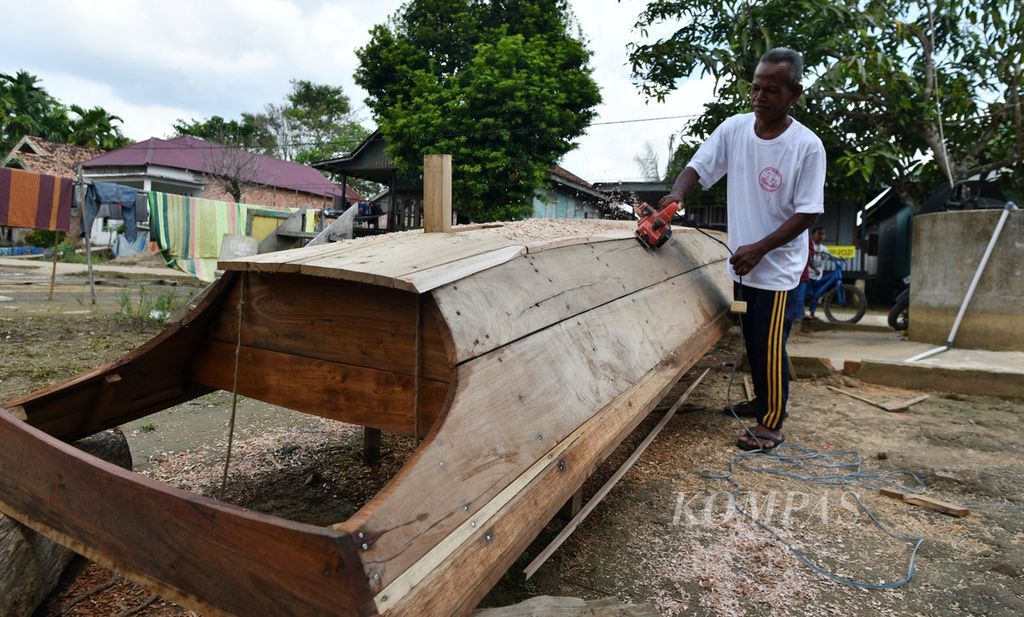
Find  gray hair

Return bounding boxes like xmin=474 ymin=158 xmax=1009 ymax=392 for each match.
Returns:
xmin=760 ymin=47 xmax=804 ymax=89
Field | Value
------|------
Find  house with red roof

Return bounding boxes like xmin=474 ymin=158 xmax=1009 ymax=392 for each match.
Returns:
xmin=82 ymin=135 xmax=361 ymax=210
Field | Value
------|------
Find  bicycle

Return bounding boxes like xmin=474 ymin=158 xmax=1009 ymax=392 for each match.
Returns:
xmin=807 ymin=256 xmax=867 ymax=323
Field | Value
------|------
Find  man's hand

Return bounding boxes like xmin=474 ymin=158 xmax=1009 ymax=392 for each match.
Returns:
xmin=729 ymin=242 xmax=767 ymax=276
xmin=659 ymin=194 xmax=682 ymax=208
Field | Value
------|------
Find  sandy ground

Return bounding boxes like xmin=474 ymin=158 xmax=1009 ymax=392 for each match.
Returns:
xmin=1 ymin=272 xmax=1022 ymax=616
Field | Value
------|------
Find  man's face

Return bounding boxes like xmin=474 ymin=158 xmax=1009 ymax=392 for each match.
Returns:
xmin=813 ymin=229 xmax=825 ymax=243
xmin=750 ymin=62 xmax=802 ymax=124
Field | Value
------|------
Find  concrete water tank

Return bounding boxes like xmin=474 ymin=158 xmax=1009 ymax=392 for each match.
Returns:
xmin=909 ymin=208 xmax=1023 ymax=351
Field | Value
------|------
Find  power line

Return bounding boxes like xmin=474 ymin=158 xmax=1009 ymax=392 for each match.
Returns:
xmin=118 ymin=113 xmax=701 ymax=152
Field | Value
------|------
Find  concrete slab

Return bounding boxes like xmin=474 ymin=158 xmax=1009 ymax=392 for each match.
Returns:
xmin=788 ymin=328 xmax=1024 ymax=397
xmin=0 ymin=257 xmax=195 ymax=281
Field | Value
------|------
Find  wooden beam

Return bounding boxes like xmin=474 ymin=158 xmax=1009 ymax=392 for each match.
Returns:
xmin=423 ymin=154 xmax=452 ymax=233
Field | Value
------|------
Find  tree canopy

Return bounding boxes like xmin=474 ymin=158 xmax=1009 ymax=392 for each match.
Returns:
xmin=173 ymin=79 xmax=368 ymax=165
xmin=355 ymin=0 xmax=602 ymax=221
xmin=1 ymin=70 xmax=131 ymax=152
xmin=628 ymin=0 xmax=1024 ymax=209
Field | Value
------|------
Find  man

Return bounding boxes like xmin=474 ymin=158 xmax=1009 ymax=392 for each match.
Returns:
xmin=659 ymin=47 xmax=825 ymax=451
xmin=806 ymin=226 xmax=831 ymax=319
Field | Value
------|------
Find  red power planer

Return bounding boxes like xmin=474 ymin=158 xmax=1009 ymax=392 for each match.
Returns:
xmin=635 ymin=201 xmax=680 ymax=249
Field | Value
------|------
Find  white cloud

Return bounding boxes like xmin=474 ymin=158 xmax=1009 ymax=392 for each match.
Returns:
xmin=3 ymin=0 xmax=715 ymax=182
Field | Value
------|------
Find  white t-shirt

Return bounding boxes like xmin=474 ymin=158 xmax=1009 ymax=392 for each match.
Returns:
xmin=687 ymin=113 xmax=826 ymax=291
xmin=809 ymin=242 xmax=831 ymax=281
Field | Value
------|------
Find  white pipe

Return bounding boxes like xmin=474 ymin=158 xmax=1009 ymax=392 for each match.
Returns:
xmin=906 ymin=201 xmax=1017 ymax=362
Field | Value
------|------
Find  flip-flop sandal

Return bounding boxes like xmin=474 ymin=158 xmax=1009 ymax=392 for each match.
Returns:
xmin=723 ymin=400 xmax=758 ymax=417
xmin=736 ymin=431 xmax=785 ymax=452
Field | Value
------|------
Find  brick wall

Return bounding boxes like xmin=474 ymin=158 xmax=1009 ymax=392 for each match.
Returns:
xmin=200 ymin=181 xmax=337 ymax=211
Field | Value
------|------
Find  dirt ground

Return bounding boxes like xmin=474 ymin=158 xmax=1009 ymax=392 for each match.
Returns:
xmin=1 ymin=271 xmax=1022 ymax=617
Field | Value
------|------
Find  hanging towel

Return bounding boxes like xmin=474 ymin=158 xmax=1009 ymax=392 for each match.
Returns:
xmin=149 ymin=191 xmax=302 ymax=282
xmin=0 ymin=167 xmax=73 ymax=231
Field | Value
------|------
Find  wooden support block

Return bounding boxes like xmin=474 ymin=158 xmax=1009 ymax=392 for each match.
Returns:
xmin=730 ymin=300 xmax=747 ymax=315
xmin=742 ymin=374 xmax=753 ymax=401
xmin=423 ymin=154 xmax=452 ymax=233
xmin=363 ymin=428 xmax=382 ymax=465
xmin=558 ymin=488 xmax=584 ymax=521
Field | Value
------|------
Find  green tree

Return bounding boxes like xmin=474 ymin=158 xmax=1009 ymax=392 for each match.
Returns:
xmin=627 ymin=0 xmax=1024 ymax=210
xmin=1 ymin=70 xmax=130 ymax=151
xmin=356 ymin=0 xmax=602 ymax=221
xmin=172 ymin=113 xmax=277 ymax=155
xmin=282 ymin=80 xmax=368 ymax=165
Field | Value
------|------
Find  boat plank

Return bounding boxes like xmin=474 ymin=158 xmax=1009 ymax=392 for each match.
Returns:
xmin=189 ymin=340 xmax=449 ymax=436
xmin=346 ymin=262 xmax=730 ymax=591
xmin=434 ymin=230 xmax=729 ymax=363
xmin=205 ymin=273 xmax=450 ymax=381
xmin=379 ymin=314 xmax=730 ymax=616
xmin=0 ymin=411 xmax=375 ymax=617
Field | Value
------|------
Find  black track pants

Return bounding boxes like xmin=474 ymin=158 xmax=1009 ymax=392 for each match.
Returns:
xmin=735 ymin=283 xmax=794 ymax=430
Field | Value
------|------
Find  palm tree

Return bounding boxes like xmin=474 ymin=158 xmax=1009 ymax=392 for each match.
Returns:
xmin=69 ymin=105 xmax=130 ymax=149
xmin=0 ymin=71 xmax=55 ymax=148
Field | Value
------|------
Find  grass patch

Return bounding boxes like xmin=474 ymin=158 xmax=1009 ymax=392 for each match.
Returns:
xmin=113 ymin=284 xmax=193 ymax=325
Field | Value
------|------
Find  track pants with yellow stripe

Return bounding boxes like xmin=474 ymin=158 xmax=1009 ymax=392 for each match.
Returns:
xmin=736 ymin=283 xmax=794 ymax=430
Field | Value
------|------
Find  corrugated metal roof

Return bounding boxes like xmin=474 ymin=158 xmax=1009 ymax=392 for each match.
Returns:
xmin=83 ymin=136 xmax=359 ymax=199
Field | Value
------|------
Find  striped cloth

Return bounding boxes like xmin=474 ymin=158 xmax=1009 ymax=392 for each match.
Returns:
xmin=148 ymin=192 xmax=312 ymax=282
xmin=0 ymin=167 xmax=73 ymax=231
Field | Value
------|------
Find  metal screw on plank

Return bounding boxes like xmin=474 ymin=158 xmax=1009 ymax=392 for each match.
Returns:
xmin=485 ymin=532 xmax=494 ymax=543
xmin=470 ymin=521 xmax=476 ymax=528
xmin=558 ymin=459 xmax=566 ymax=472
xmin=357 ymin=531 xmax=365 ymax=539
xmin=361 ymin=543 xmax=369 ymax=550
xmin=536 ymin=434 xmax=543 ymax=441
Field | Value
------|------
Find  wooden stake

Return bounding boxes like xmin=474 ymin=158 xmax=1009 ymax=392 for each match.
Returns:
xmin=47 ymin=232 xmax=58 ymax=301
xmin=423 ymin=154 xmax=452 ymax=233
xmin=523 ymin=368 xmax=711 ymax=579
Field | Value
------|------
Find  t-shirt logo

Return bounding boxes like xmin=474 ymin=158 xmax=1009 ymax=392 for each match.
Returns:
xmin=758 ymin=167 xmax=783 ymax=192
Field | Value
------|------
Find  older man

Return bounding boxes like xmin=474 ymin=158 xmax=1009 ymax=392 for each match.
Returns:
xmin=660 ymin=47 xmax=826 ymax=450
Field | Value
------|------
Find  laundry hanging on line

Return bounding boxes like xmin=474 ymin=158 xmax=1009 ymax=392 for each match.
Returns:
xmin=84 ymin=181 xmax=149 ymax=243
xmin=0 ymin=167 xmax=74 ymax=231
xmin=149 ymin=191 xmax=314 ymax=282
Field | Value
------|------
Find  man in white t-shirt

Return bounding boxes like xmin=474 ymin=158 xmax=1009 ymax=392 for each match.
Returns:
xmin=659 ymin=48 xmax=826 ymax=451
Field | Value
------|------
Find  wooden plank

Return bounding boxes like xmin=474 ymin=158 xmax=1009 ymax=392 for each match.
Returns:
xmin=522 ymin=368 xmax=710 ymax=579
xmin=0 ymin=411 xmax=375 ymax=617
xmin=423 ymin=154 xmax=452 ymax=233
xmin=344 ymin=262 xmax=730 ymax=593
xmin=375 ymin=314 xmax=730 ymax=616
xmin=433 ymin=234 xmax=730 ymax=363
xmin=880 ymin=394 xmax=930 ymax=412
xmin=298 ymin=233 xmax=519 ymax=289
xmin=205 ymin=273 xmax=451 ymax=382
xmin=878 ymin=488 xmax=969 ymax=517
xmin=903 ymin=494 xmax=969 ymax=517
xmin=826 ymin=385 xmax=884 ymax=409
xmin=397 ymin=245 xmax=525 ymax=293
xmin=189 ymin=341 xmax=449 ymax=436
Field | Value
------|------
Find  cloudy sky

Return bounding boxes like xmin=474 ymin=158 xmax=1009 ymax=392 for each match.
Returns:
xmin=4 ymin=0 xmax=714 ymax=183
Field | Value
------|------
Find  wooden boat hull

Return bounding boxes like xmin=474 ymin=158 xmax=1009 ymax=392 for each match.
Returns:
xmin=0 ymin=221 xmax=731 ymax=616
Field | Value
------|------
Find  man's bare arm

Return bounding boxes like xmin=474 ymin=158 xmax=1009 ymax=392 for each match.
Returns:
xmin=659 ymin=166 xmax=701 ymax=207
xmin=730 ymin=212 xmax=819 ymax=276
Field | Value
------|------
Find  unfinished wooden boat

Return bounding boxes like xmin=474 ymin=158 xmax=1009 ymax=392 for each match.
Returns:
xmin=0 ymin=219 xmax=731 ymax=616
